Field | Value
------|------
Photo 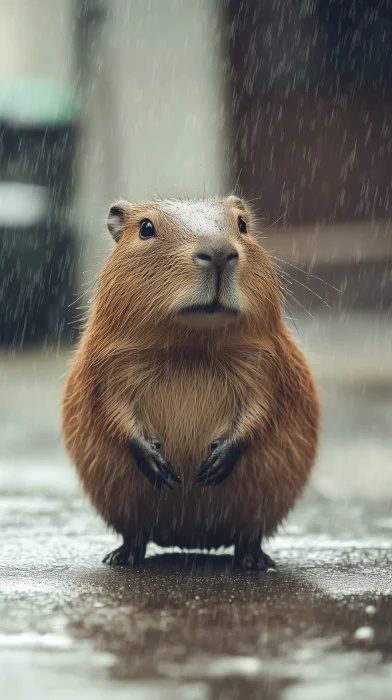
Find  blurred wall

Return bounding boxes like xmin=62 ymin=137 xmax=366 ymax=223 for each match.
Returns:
xmin=0 ymin=0 xmax=228 ymax=291
xmin=0 ymin=0 xmax=74 ymax=85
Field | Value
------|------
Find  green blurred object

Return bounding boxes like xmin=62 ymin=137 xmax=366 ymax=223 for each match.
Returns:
xmin=0 ymin=77 xmax=77 ymax=127
xmin=0 ymin=77 xmax=79 ymax=195
xmin=0 ymin=77 xmax=79 ymax=348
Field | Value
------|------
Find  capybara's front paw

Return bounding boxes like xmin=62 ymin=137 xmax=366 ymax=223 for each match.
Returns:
xmin=130 ymin=436 xmax=181 ymax=492
xmin=195 ymin=436 xmax=246 ymax=487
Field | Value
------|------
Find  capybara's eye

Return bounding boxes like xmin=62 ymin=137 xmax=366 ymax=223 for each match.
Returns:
xmin=238 ymin=216 xmax=247 ymax=234
xmin=139 ymin=220 xmax=156 ymax=240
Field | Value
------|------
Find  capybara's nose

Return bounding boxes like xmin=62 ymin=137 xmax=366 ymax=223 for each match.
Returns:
xmin=193 ymin=243 xmax=239 ymax=269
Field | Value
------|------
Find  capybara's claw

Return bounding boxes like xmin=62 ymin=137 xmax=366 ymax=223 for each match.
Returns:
xmin=130 ymin=437 xmax=181 ymax=492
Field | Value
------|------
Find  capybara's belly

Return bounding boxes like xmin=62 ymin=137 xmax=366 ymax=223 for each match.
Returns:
xmin=135 ymin=361 xmax=238 ymax=472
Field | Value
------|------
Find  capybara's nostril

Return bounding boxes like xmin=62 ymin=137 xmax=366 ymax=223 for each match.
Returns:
xmin=194 ymin=250 xmax=214 ymax=266
xmin=226 ymin=250 xmax=239 ymax=264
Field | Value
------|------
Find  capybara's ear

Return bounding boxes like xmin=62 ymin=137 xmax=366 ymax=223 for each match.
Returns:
xmin=226 ymin=195 xmax=245 ymax=208
xmin=226 ymin=194 xmax=250 ymax=214
xmin=107 ymin=200 xmax=130 ymax=243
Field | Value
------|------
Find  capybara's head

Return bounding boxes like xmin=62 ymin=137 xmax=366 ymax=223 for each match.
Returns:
xmin=98 ymin=196 xmax=281 ymax=342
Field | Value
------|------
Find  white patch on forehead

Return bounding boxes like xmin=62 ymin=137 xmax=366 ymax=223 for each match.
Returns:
xmin=161 ymin=200 xmax=227 ymax=237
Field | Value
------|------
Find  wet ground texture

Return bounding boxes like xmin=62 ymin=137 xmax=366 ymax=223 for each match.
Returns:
xmin=1 ymin=313 xmax=391 ymax=700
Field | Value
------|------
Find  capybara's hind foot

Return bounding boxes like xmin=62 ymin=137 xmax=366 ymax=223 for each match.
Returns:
xmin=235 ymin=549 xmax=276 ymax=572
xmin=234 ymin=536 xmax=276 ymax=572
xmin=103 ymin=534 xmax=147 ymax=567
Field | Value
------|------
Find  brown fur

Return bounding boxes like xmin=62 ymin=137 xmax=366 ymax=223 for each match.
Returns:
xmin=62 ymin=197 xmax=320 ymax=551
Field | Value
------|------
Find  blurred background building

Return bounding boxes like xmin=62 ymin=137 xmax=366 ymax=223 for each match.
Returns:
xmin=226 ymin=0 xmax=392 ymax=312
xmin=0 ymin=0 xmax=391 ymax=347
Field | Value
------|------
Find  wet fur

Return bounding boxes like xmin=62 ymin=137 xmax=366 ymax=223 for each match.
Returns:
xmin=62 ymin=197 xmax=320 ymax=550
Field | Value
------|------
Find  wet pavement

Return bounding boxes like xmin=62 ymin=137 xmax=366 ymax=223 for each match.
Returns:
xmin=1 ymin=312 xmax=391 ymax=700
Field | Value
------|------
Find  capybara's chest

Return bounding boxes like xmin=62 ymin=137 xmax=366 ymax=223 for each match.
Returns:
xmin=133 ymin=360 xmax=238 ymax=467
